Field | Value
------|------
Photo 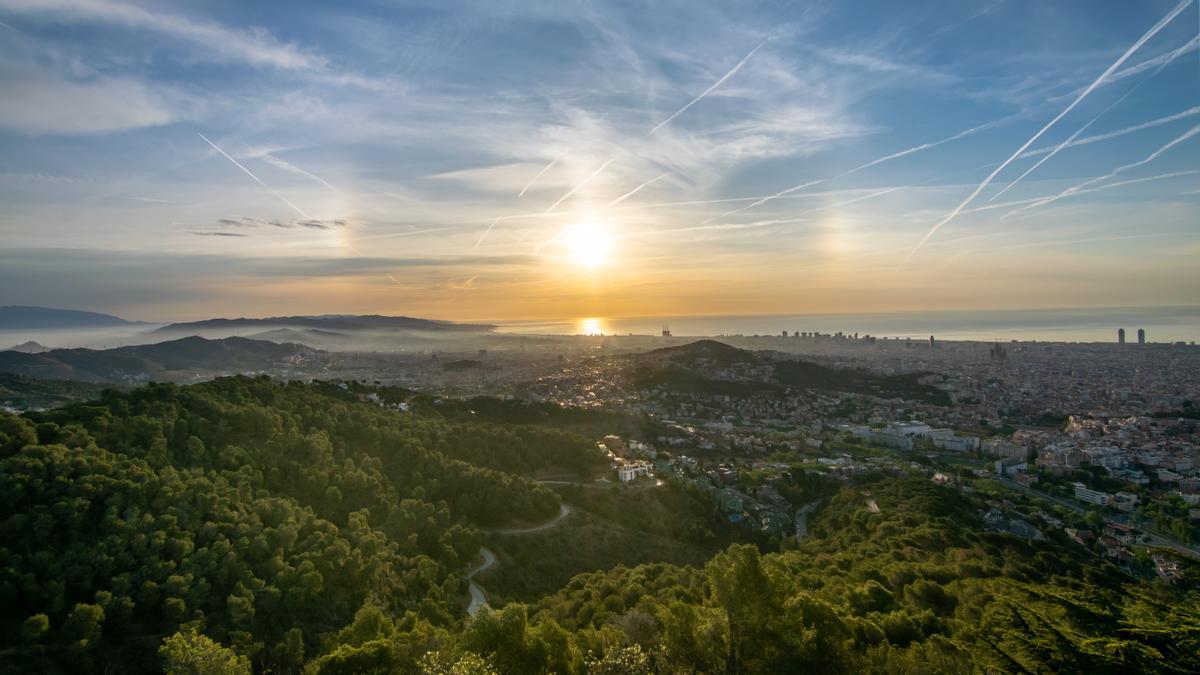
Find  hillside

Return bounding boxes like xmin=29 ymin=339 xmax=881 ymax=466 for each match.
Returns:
xmin=155 ymin=314 xmax=494 ymax=334
xmin=0 ymin=306 xmax=137 ymax=330
xmin=0 ymin=376 xmax=603 ymax=672
xmin=0 ymin=381 xmax=1196 ymax=673
xmin=6 ymin=341 xmax=49 ymax=354
xmin=0 ymin=373 xmax=113 ymax=410
xmin=627 ymin=340 xmax=950 ymax=404
xmin=0 ymin=336 xmax=317 ymax=382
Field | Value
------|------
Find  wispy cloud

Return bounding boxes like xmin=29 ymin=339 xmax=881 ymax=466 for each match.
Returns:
xmin=909 ymin=0 xmax=1193 ymax=257
xmin=0 ymin=0 xmax=318 ymax=69
xmin=218 ymin=216 xmax=347 ymax=230
xmin=0 ymin=69 xmax=180 ymax=134
xmin=191 ymin=231 xmax=248 ymax=238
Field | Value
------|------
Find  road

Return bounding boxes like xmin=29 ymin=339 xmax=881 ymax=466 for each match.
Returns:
xmin=465 ymin=502 xmax=574 ymax=616
xmin=466 ymin=547 xmax=496 ymax=616
xmin=999 ymin=478 xmax=1200 ymax=562
xmin=489 ymin=502 xmax=573 ymax=535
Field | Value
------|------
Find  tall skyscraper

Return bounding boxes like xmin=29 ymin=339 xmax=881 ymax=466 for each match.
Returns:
xmin=1118 ymin=328 xmax=1126 ymax=344
xmin=1137 ymin=328 xmax=1145 ymax=345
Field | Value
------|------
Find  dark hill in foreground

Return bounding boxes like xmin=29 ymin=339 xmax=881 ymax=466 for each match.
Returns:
xmin=1 ymin=378 xmax=1193 ymax=673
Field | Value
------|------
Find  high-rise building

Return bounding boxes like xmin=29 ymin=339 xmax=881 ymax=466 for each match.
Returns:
xmin=990 ymin=342 xmax=1007 ymax=362
xmin=1118 ymin=328 xmax=1126 ymax=344
xmin=1137 ymin=328 xmax=1145 ymax=345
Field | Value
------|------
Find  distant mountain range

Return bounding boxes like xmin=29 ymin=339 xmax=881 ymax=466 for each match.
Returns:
xmin=0 ymin=336 xmax=318 ymax=383
xmin=155 ymin=314 xmax=494 ymax=333
xmin=0 ymin=306 xmax=138 ymax=330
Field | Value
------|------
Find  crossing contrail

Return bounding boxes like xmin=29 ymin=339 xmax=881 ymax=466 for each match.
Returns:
xmin=198 ymin=134 xmax=310 ymax=218
xmin=648 ymin=39 xmax=768 ymax=135
xmin=908 ymin=0 xmax=1194 ymax=258
xmin=1002 ymin=123 xmax=1200 ymax=219
xmin=710 ymin=116 xmax=1004 ymax=223
xmin=1018 ymin=105 xmax=1200 ymax=159
xmin=991 ymin=32 xmax=1193 ymax=201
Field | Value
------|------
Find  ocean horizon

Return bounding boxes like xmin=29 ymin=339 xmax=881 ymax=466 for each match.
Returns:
xmin=494 ymin=305 xmax=1200 ymax=343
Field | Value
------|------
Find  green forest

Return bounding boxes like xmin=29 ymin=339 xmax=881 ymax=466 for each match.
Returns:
xmin=1 ymin=377 xmax=1197 ymax=673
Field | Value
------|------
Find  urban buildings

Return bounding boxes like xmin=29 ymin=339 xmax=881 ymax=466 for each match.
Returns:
xmin=1073 ymin=482 xmax=1112 ymax=506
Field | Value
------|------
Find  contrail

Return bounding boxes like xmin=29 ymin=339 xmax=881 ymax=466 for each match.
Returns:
xmin=625 ymin=217 xmax=809 ymax=240
xmin=648 ymin=39 xmax=768 ymax=135
xmin=1019 ymin=105 xmax=1200 ymax=158
xmin=1095 ymin=34 xmax=1200 ymax=87
xmin=608 ymin=173 xmax=670 ymax=206
xmin=260 ymin=153 xmax=341 ymax=194
xmin=198 ymin=134 xmax=310 ymax=218
xmin=991 ymin=32 xmax=1192 ymax=201
xmin=908 ymin=0 xmax=1193 ymax=258
xmin=710 ymin=117 xmax=1003 ymax=222
xmin=473 ymin=218 xmax=500 ymax=249
xmin=544 ymin=159 xmax=612 ymax=214
xmin=1002 ymin=122 xmax=1200 ymax=219
xmin=509 ymin=158 xmax=614 ymax=250
xmin=950 ymin=169 xmax=1200 ymax=217
xmin=518 ymin=157 xmax=560 ymax=197
xmin=839 ymin=118 xmax=1002 ymax=178
xmin=712 ymin=180 xmax=825 ymax=223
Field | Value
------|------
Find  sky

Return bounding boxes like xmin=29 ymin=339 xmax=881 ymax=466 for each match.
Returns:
xmin=0 ymin=0 xmax=1197 ymax=323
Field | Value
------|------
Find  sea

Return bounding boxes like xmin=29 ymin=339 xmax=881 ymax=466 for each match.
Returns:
xmin=494 ymin=306 xmax=1200 ymax=343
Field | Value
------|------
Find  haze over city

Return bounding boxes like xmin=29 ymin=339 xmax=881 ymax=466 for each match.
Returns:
xmin=1 ymin=0 xmax=1197 ymax=324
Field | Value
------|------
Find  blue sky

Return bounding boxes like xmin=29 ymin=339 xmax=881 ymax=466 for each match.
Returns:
xmin=0 ymin=0 xmax=1196 ymax=322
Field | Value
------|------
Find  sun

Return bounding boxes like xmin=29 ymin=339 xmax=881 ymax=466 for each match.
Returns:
xmin=579 ymin=317 xmax=605 ymax=335
xmin=563 ymin=222 xmax=613 ymax=268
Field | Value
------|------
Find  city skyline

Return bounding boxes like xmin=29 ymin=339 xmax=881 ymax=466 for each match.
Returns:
xmin=0 ymin=0 xmax=1198 ymax=322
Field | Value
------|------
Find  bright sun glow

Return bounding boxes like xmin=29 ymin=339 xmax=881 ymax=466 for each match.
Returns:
xmin=563 ymin=222 xmax=613 ymax=268
xmin=579 ymin=317 xmax=605 ymax=335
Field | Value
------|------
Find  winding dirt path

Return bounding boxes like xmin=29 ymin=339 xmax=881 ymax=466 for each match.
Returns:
xmin=465 ymin=503 xmax=574 ymax=616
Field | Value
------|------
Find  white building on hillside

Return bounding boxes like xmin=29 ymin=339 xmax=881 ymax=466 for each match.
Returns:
xmin=618 ymin=461 xmax=651 ymax=483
